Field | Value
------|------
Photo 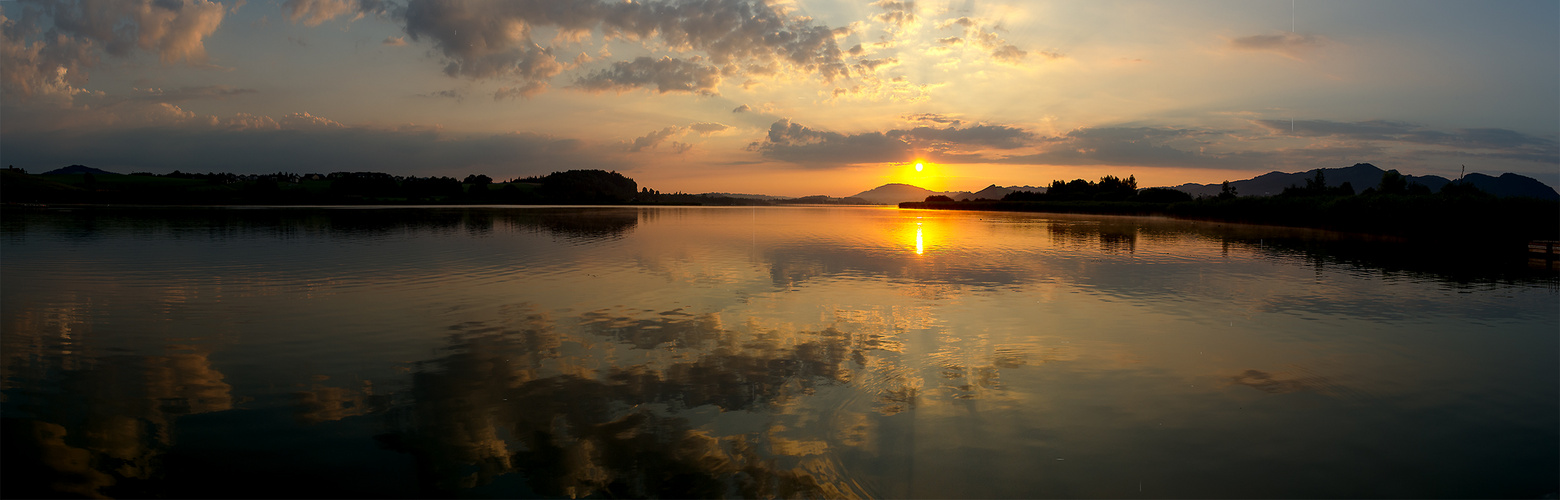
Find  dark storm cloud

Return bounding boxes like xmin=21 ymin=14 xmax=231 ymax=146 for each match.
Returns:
xmin=2 ymin=124 xmax=622 ymax=178
xmin=573 ymin=56 xmax=721 ymax=94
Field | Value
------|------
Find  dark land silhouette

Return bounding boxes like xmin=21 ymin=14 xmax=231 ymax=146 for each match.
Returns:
xmin=1 ymin=166 xmax=868 ymax=206
xmin=902 ymin=168 xmax=1560 ymax=249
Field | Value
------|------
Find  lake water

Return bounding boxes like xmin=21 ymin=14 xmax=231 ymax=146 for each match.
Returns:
xmin=2 ymin=206 xmax=1556 ymax=498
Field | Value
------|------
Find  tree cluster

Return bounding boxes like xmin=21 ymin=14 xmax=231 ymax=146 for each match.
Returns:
xmin=1 ymin=167 xmax=645 ymax=205
xmin=1000 ymin=175 xmax=1193 ymax=203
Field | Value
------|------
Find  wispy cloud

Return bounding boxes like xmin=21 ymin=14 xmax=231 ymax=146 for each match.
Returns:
xmin=281 ymin=0 xmax=389 ymax=26
xmin=935 ymin=16 xmax=1054 ymax=65
xmin=1229 ymin=32 xmax=1326 ymax=59
xmin=624 ymin=122 xmax=729 ymax=153
xmin=574 ymin=56 xmax=720 ymax=95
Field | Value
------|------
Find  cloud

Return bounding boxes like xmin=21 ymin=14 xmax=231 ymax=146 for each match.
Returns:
xmin=1 ymin=0 xmax=227 ymax=99
xmin=123 ymin=85 xmax=257 ymax=103
xmin=48 ymin=0 xmax=226 ymax=63
xmin=904 ymin=113 xmax=961 ymax=127
xmin=936 ymin=16 xmax=1051 ymax=65
xmin=872 ymin=0 xmax=916 ymax=31
xmin=494 ymin=82 xmax=548 ymax=100
xmin=573 ymin=56 xmax=720 ymax=95
xmin=382 ymin=36 xmax=406 ymax=46
xmin=732 ymin=104 xmax=752 ymax=113
xmin=1 ymin=11 xmax=98 ymax=98
xmin=989 ymin=44 xmax=1026 ymax=64
xmin=396 ymin=0 xmax=854 ymax=95
xmin=281 ymin=0 xmax=388 ymax=26
xmin=1011 ymin=126 xmax=1223 ymax=167
xmin=890 ymin=124 xmax=1034 ymax=150
xmin=1255 ymin=119 xmax=1560 ymax=163
xmin=623 ymin=122 xmax=728 ymax=153
xmin=1229 ymin=32 xmax=1325 ymax=59
xmin=751 ymin=119 xmax=911 ymax=166
xmin=626 ymin=126 xmax=682 ymax=152
xmin=416 ymin=88 xmax=463 ymax=100
xmin=688 ymin=122 xmax=728 ymax=134
xmin=750 ymin=118 xmax=1048 ymax=166
xmin=2 ymin=113 xmax=622 ymax=178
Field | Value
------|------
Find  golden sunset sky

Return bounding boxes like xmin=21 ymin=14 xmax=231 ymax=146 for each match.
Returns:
xmin=3 ymin=0 xmax=1556 ymax=196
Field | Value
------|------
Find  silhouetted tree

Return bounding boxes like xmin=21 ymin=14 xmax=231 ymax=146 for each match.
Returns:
xmin=1439 ymin=180 xmax=1485 ymax=197
xmin=538 ymin=170 xmax=637 ymax=203
xmin=1218 ymin=180 xmax=1238 ymax=200
xmin=925 ymin=195 xmax=954 ymax=202
xmin=1134 ymin=187 xmax=1193 ymax=203
xmin=1379 ymin=169 xmax=1408 ymax=195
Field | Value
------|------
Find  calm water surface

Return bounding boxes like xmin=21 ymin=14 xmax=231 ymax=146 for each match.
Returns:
xmin=2 ymin=206 xmax=1556 ymax=498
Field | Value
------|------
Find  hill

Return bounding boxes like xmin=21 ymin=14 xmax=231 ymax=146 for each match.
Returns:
xmin=851 ymin=183 xmax=1047 ymax=204
xmin=41 ymin=165 xmax=121 ymax=176
xmin=1166 ymin=163 xmax=1557 ymax=200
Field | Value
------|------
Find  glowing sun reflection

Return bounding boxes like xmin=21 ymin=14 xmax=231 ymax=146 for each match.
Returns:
xmin=915 ymin=222 xmax=924 ymax=255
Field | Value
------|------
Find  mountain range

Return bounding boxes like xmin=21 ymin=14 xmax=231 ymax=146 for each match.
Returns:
xmin=1166 ymin=163 xmax=1558 ymax=200
xmin=849 ymin=163 xmax=1557 ymax=204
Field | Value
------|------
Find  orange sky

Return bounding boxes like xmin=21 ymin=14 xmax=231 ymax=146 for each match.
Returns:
xmin=2 ymin=0 xmax=1556 ymax=196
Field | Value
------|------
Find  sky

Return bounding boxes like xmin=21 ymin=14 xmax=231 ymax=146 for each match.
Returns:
xmin=2 ymin=0 xmax=1556 ymax=196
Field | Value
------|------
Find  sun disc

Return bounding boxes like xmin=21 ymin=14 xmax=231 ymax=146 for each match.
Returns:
xmin=914 ymin=162 xmax=924 ymax=172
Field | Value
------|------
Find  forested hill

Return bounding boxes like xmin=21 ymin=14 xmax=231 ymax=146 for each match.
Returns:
xmin=1 ymin=167 xmax=646 ymax=205
xmin=0 ymin=166 xmax=869 ymax=206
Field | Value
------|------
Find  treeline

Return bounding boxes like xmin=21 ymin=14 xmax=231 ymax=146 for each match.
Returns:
xmin=2 ymin=167 xmax=646 ymax=205
xmin=2 ymin=166 xmax=873 ymax=206
xmin=996 ymin=175 xmax=1196 ymax=203
xmin=904 ymin=170 xmax=1560 ymax=245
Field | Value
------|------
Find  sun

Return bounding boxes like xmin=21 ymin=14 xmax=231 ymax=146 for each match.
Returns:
xmin=914 ymin=162 xmax=924 ymax=172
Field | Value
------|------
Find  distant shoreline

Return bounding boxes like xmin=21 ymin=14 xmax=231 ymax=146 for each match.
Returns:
xmin=899 ymin=196 xmax=1560 ymax=249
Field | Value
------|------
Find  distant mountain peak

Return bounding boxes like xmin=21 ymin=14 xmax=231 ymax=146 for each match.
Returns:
xmin=42 ymin=165 xmax=120 ymax=176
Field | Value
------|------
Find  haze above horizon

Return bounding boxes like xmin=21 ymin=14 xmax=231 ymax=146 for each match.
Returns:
xmin=3 ymin=0 xmax=1556 ymax=197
